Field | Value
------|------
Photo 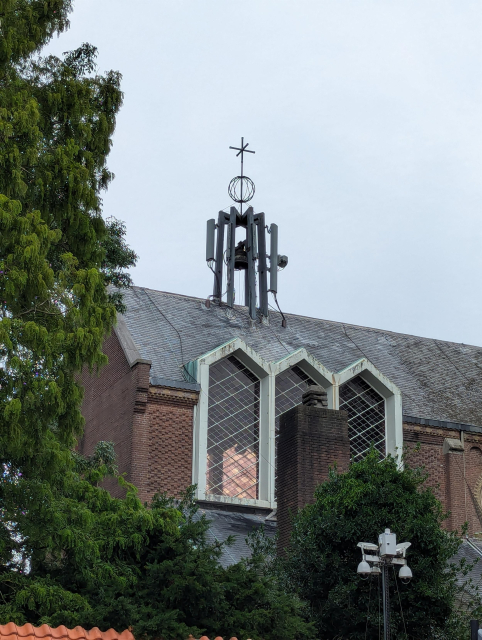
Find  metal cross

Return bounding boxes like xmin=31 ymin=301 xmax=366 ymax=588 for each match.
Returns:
xmin=229 ymin=137 xmax=255 ymax=178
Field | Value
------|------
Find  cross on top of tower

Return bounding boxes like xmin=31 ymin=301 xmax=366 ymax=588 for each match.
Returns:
xmin=229 ymin=137 xmax=255 ymax=177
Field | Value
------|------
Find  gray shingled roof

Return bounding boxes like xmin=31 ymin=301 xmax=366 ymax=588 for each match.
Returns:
xmin=198 ymin=508 xmax=277 ymax=567
xmin=451 ymin=538 xmax=482 ymax=604
xmin=120 ymin=287 xmax=482 ymax=427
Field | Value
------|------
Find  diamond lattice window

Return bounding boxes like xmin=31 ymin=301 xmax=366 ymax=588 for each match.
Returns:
xmin=339 ymin=375 xmax=386 ymax=461
xmin=275 ymin=366 xmax=315 ymax=493
xmin=206 ymin=355 xmax=260 ymax=499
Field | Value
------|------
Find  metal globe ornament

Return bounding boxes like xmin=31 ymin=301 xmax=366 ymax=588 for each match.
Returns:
xmin=228 ymin=176 xmax=255 ymax=204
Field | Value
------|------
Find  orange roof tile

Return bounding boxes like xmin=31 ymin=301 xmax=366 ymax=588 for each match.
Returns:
xmin=0 ymin=624 xmax=134 ymax=640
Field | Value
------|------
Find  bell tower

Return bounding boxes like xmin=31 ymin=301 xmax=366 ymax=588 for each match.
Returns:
xmin=205 ymin=139 xmax=288 ymax=322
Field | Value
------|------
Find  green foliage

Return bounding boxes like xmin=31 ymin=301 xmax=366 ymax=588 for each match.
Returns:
xmin=0 ymin=443 xmax=182 ymax=629
xmin=0 ymin=0 xmax=72 ymax=66
xmin=101 ymin=217 xmax=138 ymax=313
xmin=277 ymin=450 xmax=478 ymax=640
xmin=0 ymin=0 xmax=136 ymax=599
xmin=1 ymin=444 xmax=314 ymax=640
xmin=0 ymin=5 xmax=310 ymax=639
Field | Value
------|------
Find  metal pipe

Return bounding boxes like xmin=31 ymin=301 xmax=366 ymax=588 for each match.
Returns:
xmin=382 ymin=564 xmax=391 ymax=640
xmin=256 ymin=213 xmax=268 ymax=317
xmin=206 ymin=219 xmax=216 ymax=262
xmin=246 ymin=208 xmax=257 ymax=320
xmin=226 ymin=208 xmax=237 ymax=307
xmin=471 ymin=619 xmax=479 ymax=640
xmin=213 ymin=211 xmax=225 ymax=301
xmin=269 ymin=223 xmax=278 ymax=294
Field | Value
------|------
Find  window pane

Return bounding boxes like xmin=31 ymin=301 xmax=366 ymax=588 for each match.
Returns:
xmin=206 ymin=355 xmax=260 ymax=499
xmin=274 ymin=366 xmax=315 ymax=495
xmin=339 ymin=375 xmax=386 ymax=461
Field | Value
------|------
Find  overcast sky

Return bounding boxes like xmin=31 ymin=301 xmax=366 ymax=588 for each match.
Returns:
xmin=46 ymin=1 xmax=482 ymax=346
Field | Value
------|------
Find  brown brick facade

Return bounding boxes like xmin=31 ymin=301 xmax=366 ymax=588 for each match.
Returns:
xmin=277 ymin=404 xmax=350 ymax=553
xmin=399 ymin=422 xmax=482 ymax=535
xmin=81 ymin=330 xmax=482 ymax=538
xmin=80 ymin=330 xmax=149 ymax=497
xmin=146 ymin=386 xmax=197 ymax=501
xmin=80 ymin=330 xmax=198 ymax=503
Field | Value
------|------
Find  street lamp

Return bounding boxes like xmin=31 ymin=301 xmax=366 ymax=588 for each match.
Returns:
xmin=356 ymin=528 xmax=413 ymax=640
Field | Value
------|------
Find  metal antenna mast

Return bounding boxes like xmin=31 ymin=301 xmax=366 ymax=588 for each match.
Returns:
xmin=205 ymin=140 xmax=288 ymax=322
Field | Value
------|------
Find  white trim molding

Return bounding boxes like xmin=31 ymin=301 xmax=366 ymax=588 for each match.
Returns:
xmin=335 ymin=358 xmax=403 ymax=464
xmin=191 ymin=339 xmax=271 ymax=507
xmin=190 ymin=344 xmax=403 ymax=508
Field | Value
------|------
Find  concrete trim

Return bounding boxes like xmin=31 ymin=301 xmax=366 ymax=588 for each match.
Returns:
xmin=443 ymin=438 xmax=464 ymax=454
xmin=271 ymin=348 xmax=335 ymax=409
xmin=198 ymin=337 xmax=271 ymax=378
xmin=192 ymin=341 xmax=405 ymax=506
xmin=114 ymin=314 xmax=152 ymax=368
xmin=403 ymin=415 xmax=482 ymax=434
xmin=334 ymin=358 xmax=403 ymax=463
xmin=192 ymin=338 xmax=271 ymax=506
xmin=150 ymin=376 xmax=200 ymax=392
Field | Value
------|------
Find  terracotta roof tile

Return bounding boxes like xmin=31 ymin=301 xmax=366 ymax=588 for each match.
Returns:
xmin=0 ymin=625 xmax=134 ymax=640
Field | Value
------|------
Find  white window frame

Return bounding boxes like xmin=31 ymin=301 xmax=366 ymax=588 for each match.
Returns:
xmin=192 ymin=338 xmax=271 ymax=507
xmin=191 ymin=344 xmax=403 ymax=509
xmin=334 ymin=358 xmax=403 ymax=465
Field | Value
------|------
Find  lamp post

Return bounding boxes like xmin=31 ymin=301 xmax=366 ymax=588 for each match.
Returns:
xmin=356 ymin=528 xmax=412 ymax=640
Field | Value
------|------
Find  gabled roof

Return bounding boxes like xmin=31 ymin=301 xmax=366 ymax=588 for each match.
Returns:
xmin=118 ymin=287 xmax=482 ymax=427
xmin=0 ymin=625 xmax=133 ymax=640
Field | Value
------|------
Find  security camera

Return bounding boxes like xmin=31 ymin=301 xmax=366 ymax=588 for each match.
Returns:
xmin=398 ymin=564 xmax=413 ymax=584
xmin=357 ymin=560 xmax=372 ymax=579
xmin=277 ymin=255 xmax=288 ymax=269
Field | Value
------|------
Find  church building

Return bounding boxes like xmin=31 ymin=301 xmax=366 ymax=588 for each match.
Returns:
xmin=81 ymin=142 xmax=482 ymax=559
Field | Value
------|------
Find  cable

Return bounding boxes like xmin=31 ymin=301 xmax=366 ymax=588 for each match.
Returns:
xmin=342 ymin=323 xmax=371 ymax=361
xmin=271 ymin=291 xmax=287 ymax=328
xmin=208 ymin=260 xmax=223 ymax=303
xmin=392 ymin=565 xmax=408 ymax=638
xmin=365 ymin=575 xmax=372 ymax=640
xmin=141 ymin=289 xmax=184 ymax=370
xmin=378 ymin=574 xmax=381 ymax=640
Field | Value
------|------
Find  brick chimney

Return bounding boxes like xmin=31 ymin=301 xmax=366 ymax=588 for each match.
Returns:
xmin=276 ymin=385 xmax=350 ymax=554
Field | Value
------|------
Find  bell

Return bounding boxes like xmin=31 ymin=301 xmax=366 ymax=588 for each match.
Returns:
xmin=234 ymin=241 xmax=248 ymax=270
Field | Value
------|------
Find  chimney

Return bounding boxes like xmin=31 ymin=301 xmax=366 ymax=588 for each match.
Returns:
xmin=277 ymin=385 xmax=350 ymax=554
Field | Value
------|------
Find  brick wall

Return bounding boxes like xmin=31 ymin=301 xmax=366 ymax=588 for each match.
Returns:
xmin=145 ymin=386 xmax=198 ymax=502
xmin=80 ymin=330 xmax=146 ymax=497
xmin=403 ymin=422 xmax=482 ymax=534
xmin=81 ymin=330 xmax=199 ymax=502
xmin=277 ymin=404 xmax=350 ymax=554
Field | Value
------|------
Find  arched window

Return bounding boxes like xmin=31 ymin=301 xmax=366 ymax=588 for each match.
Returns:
xmin=206 ymin=355 xmax=260 ymax=499
xmin=275 ymin=365 xmax=315 ymax=491
xmin=339 ymin=375 xmax=386 ymax=461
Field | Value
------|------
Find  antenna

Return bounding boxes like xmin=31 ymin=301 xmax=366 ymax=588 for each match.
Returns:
xmin=205 ymin=140 xmax=288 ymax=323
xmin=269 ymin=223 xmax=278 ymax=294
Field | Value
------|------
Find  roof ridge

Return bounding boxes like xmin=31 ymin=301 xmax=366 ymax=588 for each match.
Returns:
xmin=128 ymin=287 xmax=481 ymax=349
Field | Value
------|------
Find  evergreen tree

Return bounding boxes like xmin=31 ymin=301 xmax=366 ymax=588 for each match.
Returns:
xmin=0 ymin=0 xmax=135 ymax=576
xmin=1 ymin=443 xmax=314 ymax=640
xmin=277 ymin=450 xmax=479 ymax=640
xmin=0 ymin=6 xmax=312 ymax=639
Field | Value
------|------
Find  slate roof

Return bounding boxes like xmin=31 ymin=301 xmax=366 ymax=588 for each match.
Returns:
xmin=119 ymin=287 xmax=482 ymax=427
xmin=451 ymin=538 xmax=482 ymax=603
xmin=198 ymin=508 xmax=277 ymax=567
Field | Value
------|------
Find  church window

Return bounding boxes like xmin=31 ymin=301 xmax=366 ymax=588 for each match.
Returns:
xmin=206 ymin=355 xmax=260 ymax=499
xmin=275 ymin=366 xmax=315 ymax=491
xmin=339 ymin=375 xmax=386 ymax=461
